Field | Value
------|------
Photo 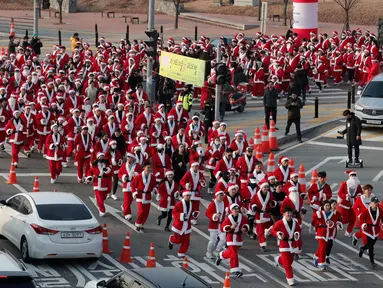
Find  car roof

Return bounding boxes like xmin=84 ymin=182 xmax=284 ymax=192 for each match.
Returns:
xmin=0 ymin=249 xmax=27 ymax=272
xmin=371 ymin=73 xmax=383 ymax=82
xmin=131 ymin=267 xmax=211 ymax=288
xmin=25 ymin=192 xmax=83 ymax=205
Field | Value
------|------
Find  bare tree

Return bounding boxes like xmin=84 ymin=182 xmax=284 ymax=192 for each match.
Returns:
xmin=283 ymin=0 xmax=288 ymax=26
xmin=173 ymin=0 xmax=180 ymax=29
xmin=57 ymin=0 xmax=63 ymax=24
xmin=332 ymin=0 xmax=359 ymax=31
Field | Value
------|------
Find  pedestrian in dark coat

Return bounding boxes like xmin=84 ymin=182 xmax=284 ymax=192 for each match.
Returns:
xmin=284 ymin=93 xmax=304 ymax=143
xmin=171 ymin=144 xmax=189 ymax=184
xmin=339 ymin=110 xmax=362 ymax=162
xmin=292 ymin=63 xmax=309 ymax=101
xmin=263 ymin=81 xmax=279 ymax=129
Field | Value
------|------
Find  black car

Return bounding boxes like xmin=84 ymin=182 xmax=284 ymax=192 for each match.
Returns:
xmin=86 ymin=267 xmax=212 ymax=288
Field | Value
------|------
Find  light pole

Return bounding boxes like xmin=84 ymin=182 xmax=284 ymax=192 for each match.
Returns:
xmin=33 ymin=0 xmax=40 ymax=36
xmin=214 ymin=44 xmax=221 ymax=121
xmin=146 ymin=0 xmax=155 ymax=103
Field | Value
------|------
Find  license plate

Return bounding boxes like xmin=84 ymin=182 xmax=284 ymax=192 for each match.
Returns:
xmin=61 ymin=232 xmax=84 ymax=238
xmin=366 ymin=120 xmax=381 ymax=125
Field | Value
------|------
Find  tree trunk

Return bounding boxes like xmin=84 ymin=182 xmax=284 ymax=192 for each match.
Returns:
xmin=283 ymin=1 xmax=288 ymax=26
xmin=258 ymin=0 xmax=262 ymax=21
xmin=344 ymin=9 xmax=350 ymax=31
xmin=59 ymin=2 xmax=63 ymax=24
xmin=174 ymin=4 xmax=179 ymax=29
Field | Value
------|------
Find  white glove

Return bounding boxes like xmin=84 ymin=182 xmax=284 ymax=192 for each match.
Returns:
xmin=156 ymin=194 xmax=161 ymax=202
xmin=90 ymin=148 xmax=94 ymax=153
xmin=178 ymin=162 xmax=183 ymax=167
xmin=186 ymin=183 xmax=191 ymax=190
xmin=112 ymin=158 xmax=117 ymax=166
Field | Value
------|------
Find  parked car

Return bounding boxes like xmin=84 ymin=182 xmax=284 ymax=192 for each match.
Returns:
xmin=355 ymin=73 xmax=383 ymax=126
xmin=0 ymin=248 xmax=37 ymax=287
xmin=84 ymin=267 xmax=212 ymax=288
xmin=0 ymin=192 xmax=103 ymax=263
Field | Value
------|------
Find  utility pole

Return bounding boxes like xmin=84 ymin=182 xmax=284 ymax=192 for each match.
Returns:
xmin=214 ymin=44 xmax=221 ymax=121
xmin=146 ymin=0 xmax=155 ymax=103
xmin=33 ymin=0 xmax=40 ymax=36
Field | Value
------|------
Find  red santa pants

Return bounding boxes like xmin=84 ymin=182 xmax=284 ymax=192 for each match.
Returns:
xmin=136 ymin=202 xmax=151 ymax=227
xmin=256 ymin=221 xmax=272 ymax=247
xmin=95 ymin=189 xmax=108 ymax=213
xmin=220 ymin=246 xmax=240 ymax=273
xmin=354 ymin=69 xmax=361 ymax=83
xmin=11 ymin=143 xmax=22 ymax=164
xmin=252 ymin=83 xmax=264 ymax=97
xmin=169 ymin=233 xmax=190 ymax=257
xmin=315 ymin=239 xmax=328 ymax=266
xmin=38 ymin=134 xmax=47 ymax=151
xmin=360 ymin=72 xmax=369 ymax=87
xmin=66 ymin=140 xmax=75 ymax=159
xmin=0 ymin=130 xmax=6 ymax=145
xmin=123 ymin=192 xmax=133 ymax=216
xmin=48 ymin=160 xmax=62 ymax=180
xmin=77 ymin=157 xmax=91 ymax=180
xmin=333 ymin=71 xmax=342 ymax=84
xmin=338 ymin=207 xmax=356 ymax=233
xmin=24 ymin=135 xmax=34 ymax=153
xmin=278 ymin=252 xmax=294 ymax=280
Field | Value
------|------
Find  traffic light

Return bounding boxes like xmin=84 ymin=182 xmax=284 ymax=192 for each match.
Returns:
xmin=215 ymin=62 xmax=228 ymax=85
xmin=42 ymin=0 xmax=50 ymax=9
xmin=144 ymin=30 xmax=159 ymax=59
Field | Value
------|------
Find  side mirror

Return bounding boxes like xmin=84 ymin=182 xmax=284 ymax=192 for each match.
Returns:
xmin=97 ymin=280 xmax=106 ymax=288
xmin=0 ymin=200 xmax=7 ymax=206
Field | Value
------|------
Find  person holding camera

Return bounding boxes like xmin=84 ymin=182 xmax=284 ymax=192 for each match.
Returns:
xmin=284 ymin=93 xmax=304 ymax=143
xmin=338 ymin=109 xmax=362 ymax=163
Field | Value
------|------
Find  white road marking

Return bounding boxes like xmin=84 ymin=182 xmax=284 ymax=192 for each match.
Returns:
xmin=74 ymin=264 xmax=96 ymax=281
xmin=65 ymin=264 xmax=86 ymax=287
xmin=133 ymin=256 xmax=163 ymax=267
xmin=306 ymin=140 xmax=383 ymax=151
xmin=1 ymin=175 xmax=29 ymax=193
xmin=102 ymin=254 xmax=131 ymax=271
xmin=3 ymin=143 xmax=28 ymax=158
xmin=89 ymin=196 xmax=142 ymax=234
xmin=372 ymin=169 xmax=383 ymax=182
xmin=305 ymin=157 xmax=346 ymax=175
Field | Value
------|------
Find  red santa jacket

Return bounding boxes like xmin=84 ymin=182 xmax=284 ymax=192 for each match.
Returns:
xmin=36 ymin=110 xmax=54 ymax=135
xmin=149 ymin=123 xmax=165 ymax=147
xmin=206 ymin=199 xmax=227 ymax=231
xmin=205 ymin=144 xmax=224 ymax=170
xmin=103 ymin=122 xmax=117 ymax=138
xmin=353 ymin=194 xmax=372 ymax=218
xmin=312 ymin=209 xmax=342 ymax=242
xmin=274 ymin=165 xmax=291 ymax=183
xmin=185 ymin=121 xmax=205 ymax=141
xmin=180 ymin=170 xmax=206 ymax=201
xmin=164 ymin=120 xmax=178 ymax=137
xmin=74 ymin=132 xmax=92 ymax=160
xmin=65 ymin=116 xmax=84 ymax=141
xmin=213 ymin=156 xmax=233 ymax=180
xmin=158 ymin=180 xmax=179 ymax=212
xmin=168 ymin=107 xmax=189 ymax=126
xmin=152 ymin=152 xmax=172 ymax=181
xmin=105 ymin=148 xmax=123 ymax=174
xmin=5 ymin=118 xmax=24 ymax=145
xmin=251 ymin=190 xmax=276 ymax=224
xmin=271 ymin=217 xmax=301 ymax=253
xmin=221 ymin=213 xmax=249 ymax=246
xmin=131 ymin=172 xmax=157 ymax=204
xmin=171 ymin=199 xmax=198 ymax=235
xmin=171 ymin=133 xmax=192 ymax=149
xmin=86 ymin=161 xmax=113 ymax=191
xmin=118 ymin=162 xmax=142 ymax=192
xmin=236 ymin=155 xmax=258 ymax=183
xmin=360 ymin=208 xmax=383 ymax=239
xmin=337 ymin=181 xmax=363 ymax=209
xmin=223 ymin=193 xmax=243 ymax=215
xmin=20 ymin=112 xmax=36 ymax=138
xmin=308 ymin=182 xmax=333 ymax=211
xmin=280 ymin=195 xmax=304 ymax=219
xmin=134 ymin=112 xmax=153 ymax=131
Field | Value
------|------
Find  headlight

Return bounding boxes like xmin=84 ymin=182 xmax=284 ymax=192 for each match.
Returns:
xmin=355 ymin=105 xmax=363 ymax=112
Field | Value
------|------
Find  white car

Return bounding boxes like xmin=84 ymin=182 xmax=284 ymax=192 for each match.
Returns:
xmin=0 ymin=192 xmax=103 ymax=262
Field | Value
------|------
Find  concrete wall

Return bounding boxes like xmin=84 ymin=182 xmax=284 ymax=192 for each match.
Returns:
xmin=50 ymin=0 xmax=77 ymax=13
xmin=234 ymin=0 xmax=259 ymax=6
xmin=155 ymin=0 xmax=184 ymax=17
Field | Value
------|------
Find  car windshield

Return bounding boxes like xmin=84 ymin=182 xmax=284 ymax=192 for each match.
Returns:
xmin=362 ymin=82 xmax=383 ymax=98
xmin=36 ymin=204 xmax=92 ymax=221
xmin=0 ymin=278 xmax=36 ymax=288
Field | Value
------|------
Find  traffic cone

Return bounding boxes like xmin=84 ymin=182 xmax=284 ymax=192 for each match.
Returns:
xmin=5 ymin=48 xmax=8 ymax=56
xmin=269 ymin=120 xmax=279 ymax=151
xmin=261 ymin=124 xmax=270 ymax=154
xmin=253 ymin=127 xmax=261 ymax=150
xmin=288 ymin=158 xmax=295 ymax=172
xmin=9 ymin=18 xmax=15 ymax=38
xmin=267 ymin=152 xmax=275 ymax=173
xmin=119 ymin=232 xmax=132 ymax=263
xmin=32 ymin=176 xmax=40 ymax=192
xmin=223 ymin=272 xmax=231 ymax=288
xmin=102 ymin=224 xmax=112 ymax=253
xmin=146 ymin=242 xmax=156 ymax=267
xmin=0 ymin=47 xmax=4 ymax=56
xmin=311 ymin=170 xmax=318 ymax=185
xmin=255 ymin=147 xmax=263 ymax=162
xmin=183 ymin=257 xmax=189 ymax=269
xmin=6 ymin=163 xmax=17 ymax=184
xmin=298 ymin=164 xmax=306 ymax=196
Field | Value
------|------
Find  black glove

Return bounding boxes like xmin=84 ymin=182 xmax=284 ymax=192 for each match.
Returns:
xmin=103 ymin=168 xmax=108 ymax=172
xmin=252 ymin=206 xmax=258 ymax=213
xmin=300 ymin=193 xmax=306 ymax=199
xmin=301 ymin=207 xmax=307 ymax=215
xmin=293 ymin=210 xmax=298 ymax=217
xmin=183 ymin=213 xmax=188 ymax=221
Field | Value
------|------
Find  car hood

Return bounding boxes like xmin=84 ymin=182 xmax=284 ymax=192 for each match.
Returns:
xmin=357 ymin=97 xmax=383 ymax=108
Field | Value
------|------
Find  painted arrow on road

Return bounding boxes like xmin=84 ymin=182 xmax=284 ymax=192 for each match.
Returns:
xmin=305 ymin=156 xmax=348 ymax=176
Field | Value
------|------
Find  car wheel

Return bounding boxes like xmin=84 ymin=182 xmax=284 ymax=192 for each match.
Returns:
xmin=20 ymin=236 xmax=32 ymax=263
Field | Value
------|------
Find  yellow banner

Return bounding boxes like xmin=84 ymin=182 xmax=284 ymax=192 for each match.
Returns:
xmin=159 ymin=51 xmax=206 ymax=87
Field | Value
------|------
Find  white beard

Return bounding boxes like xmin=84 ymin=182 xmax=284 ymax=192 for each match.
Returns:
xmin=32 ymin=76 xmax=38 ymax=84
xmin=347 ymin=178 xmax=360 ymax=194
xmin=8 ymin=98 xmax=16 ymax=108
xmin=289 ymin=192 xmax=300 ymax=211
xmin=196 ymin=147 xmax=205 ymax=157
xmin=22 ymin=70 xmax=30 ymax=78
xmin=83 ymin=104 xmax=91 ymax=114
xmin=87 ymin=124 xmax=95 ymax=137
xmin=15 ymin=74 xmax=21 ymax=82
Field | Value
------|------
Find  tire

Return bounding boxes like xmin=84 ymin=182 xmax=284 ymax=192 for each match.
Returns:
xmin=237 ymin=105 xmax=245 ymax=113
xmin=20 ymin=236 xmax=32 ymax=263
xmin=360 ymin=161 xmax=363 ymax=168
xmin=345 ymin=162 xmax=348 ymax=168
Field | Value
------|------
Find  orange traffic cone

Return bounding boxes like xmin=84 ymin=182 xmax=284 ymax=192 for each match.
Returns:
xmin=255 ymin=147 xmax=263 ymax=162
xmin=146 ymin=242 xmax=156 ymax=267
xmin=267 ymin=152 xmax=275 ymax=173
xmin=9 ymin=18 xmax=15 ymax=38
xmin=0 ymin=47 xmax=4 ymax=56
xmin=6 ymin=163 xmax=17 ymax=184
xmin=298 ymin=164 xmax=306 ymax=196
xmin=253 ymin=127 xmax=261 ymax=150
xmin=102 ymin=224 xmax=112 ymax=253
xmin=5 ymin=48 xmax=8 ymax=56
xmin=223 ymin=272 xmax=231 ymax=288
xmin=311 ymin=170 xmax=318 ymax=185
xmin=183 ymin=257 xmax=189 ymax=269
xmin=261 ymin=124 xmax=270 ymax=154
xmin=119 ymin=232 xmax=133 ymax=263
xmin=269 ymin=120 xmax=279 ymax=151
xmin=288 ymin=158 xmax=295 ymax=172
xmin=32 ymin=176 xmax=40 ymax=192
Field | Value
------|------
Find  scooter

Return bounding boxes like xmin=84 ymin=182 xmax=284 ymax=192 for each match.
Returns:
xmin=226 ymin=91 xmax=247 ymax=113
xmin=336 ymin=132 xmax=364 ymax=168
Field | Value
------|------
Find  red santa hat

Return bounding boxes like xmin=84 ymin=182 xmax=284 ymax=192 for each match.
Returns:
xmin=165 ymin=170 xmax=174 ymax=176
xmin=96 ymin=152 xmax=104 ymax=159
xmin=267 ymin=172 xmax=276 ymax=181
xmin=154 ymin=117 xmax=161 ymax=122
xmin=13 ymin=110 xmax=20 ymax=116
xmin=158 ymin=103 xmax=165 ymax=109
xmin=192 ymin=115 xmax=199 ymax=120
xmin=72 ymin=108 xmax=80 ymax=114
xmin=176 ymin=100 xmax=183 ymax=106
xmin=259 ymin=179 xmax=269 ymax=189
xmin=212 ymin=120 xmax=220 ymax=126
xmin=230 ymin=203 xmax=240 ymax=211
xmin=332 ymin=31 xmax=338 ymax=36
xmin=164 ymin=136 xmax=172 ymax=141
xmin=182 ymin=190 xmax=192 ymax=197
xmin=126 ymin=152 xmax=136 ymax=158
xmin=279 ymin=156 xmax=289 ymax=164
xmin=139 ymin=136 xmax=148 ymax=141
xmin=220 ymin=122 xmax=227 ymax=127
xmin=41 ymin=105 xmax=49 ymax=109
xmin=227 ymin=184 xmax=239 ymax=192
xmin=191 ymin=162 xmax=199 ymax=167
xmin=345 ymin=170 xmax=357 ymax=176
xmin=109 ymin=140 xmax=117 ymax=146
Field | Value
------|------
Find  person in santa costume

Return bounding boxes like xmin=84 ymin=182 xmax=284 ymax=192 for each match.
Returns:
xmin=20 ymin=104 xmax=36 ymax=156
xmin=180 ymin=162 xmax=206 ymax=225
xmin=185 ymin=114 xmax=205 ymax=141
xmin=206 ymin=190 xmax=228 ymax=259
xmin=156 ymin=170 xmax=179 ymax=232
xmin=274 ymin=156 xmax=291 ymax=184
xmin=5 ymin=110 xmax=25 ymax=167
xmin=168 ymin=190 xmax=198 ymax=258
xmin=308 ymin=171 xmax=332 ymax=212
xmin=134 ymin=105 xmax=153 ymax=135
xmin=312 ymin=200 xmax=343 ymax=271
xmin=223 ymin=183 xmax=243 ymax=213
xmin=103 ymin=115 xmax=117 ymax=138
xmin=105 ymin=140 xmax=123 ymax=200
xmin=149 ymin=117 xmax=165 ymax=152
xmin=236 ymin=147 xmax=258 ymax=185
xmin=229 ymin=132 xmax=248 ymax=165
xmin=323 ymin=199 xmax=343 ymax=264
xmin=118 ymin=153 xmax=142 ymax=221
xmin=214 ymin=148 xmax=234 ymax=181
xmin=216 ymin=203 xmax=249 ymax=278
xmin=36 ymin=104 xmax=54 ymax=156
xmin=65 ymin=108 xmax=84 ymax=165
xmin=205 ymin=136 xmax=224 ymax=194
xmin=271 ymin=206 xmax=302 ymax=286
xmin=337 ymin=170 xmax=363 ymax=237
xmin=270 ymin=181 xmax=286 ymax=224
xmin=171 ymin=127 xmax=191 ymax=149
xmin=131 ymin=162 xmax=157 ymax=232
xmin=358 ymin=196 xmax=383 ymax=268
xmin=251 ymin=179 xmax=277 ymax=251
xmin=209 ymin=122 xmax=230 ymax=146
xmin=85 ymin=153 xmax=113 ymax=217
xmin=152 ymin=144 xmax=172 ymax=184
xmin=0 ymin=98 xmax=11 ymax=151
xmin=168 ymin=100 xmax=189 ymax=129
xmin=283 ymin=172 xmax=302 ymax=196
xmin=164 ymin=114 xmax=178 ymax=137
xmin=73 ymin=126 xmax=92 ymax=183
xmin=45 ymin=123 xmax=65 ymax=184
xmin=352 ymin=184 xmax=374 ymax=246
xmin=188 ymin=140 xmax=206 ymax=174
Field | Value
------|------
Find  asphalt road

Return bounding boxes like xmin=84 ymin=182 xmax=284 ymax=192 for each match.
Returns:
xmin=1 ymin=121 xmax=383 ymax=288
